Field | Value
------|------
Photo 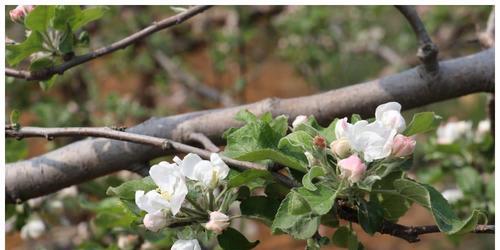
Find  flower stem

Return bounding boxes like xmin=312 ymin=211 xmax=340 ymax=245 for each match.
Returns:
xmin=186 ymin=196 xmax=207 ymax=213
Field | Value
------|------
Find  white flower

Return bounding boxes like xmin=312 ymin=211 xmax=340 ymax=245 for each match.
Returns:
xmin=135 ymin=162 xmax=188 ymax=216
xmin=204 ymin=211 xmax=230 ymax=234
xmin=171 ymin=239 xmax=201 ymax=250
xmin=117 ymin=234 xmax=139 ymax=250
xmin=143 ymin=210 xmax=168 ymax=232
xmin=441 ymin=188 xmax=464 ymax=204
xmin=345 ymin=120 xmax=397 ymax=162
xmin=20 ymin=219 xmax=45 ymax=240
xmin=292 ymin=115 xmax=308 ymax=129
xmin=436 ymin=120 xmax=473 ymax=144
xmin=375 ymin=102 xmax=406 ymax=133
xmin=475 ymin=119 xmax=491 ymax=141
xmin=175 ymin=153 xmax=230 ymax=188
xmin=335 ymin=117 xmax=350 ymax=139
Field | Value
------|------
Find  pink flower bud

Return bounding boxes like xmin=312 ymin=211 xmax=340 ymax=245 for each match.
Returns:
xmin=330 ymin=139 xmax=351 ymax=159
xmin=143 ymin=211 xmax=167 ymax=232
xmin=204 ymin=211 xmax=230 ymax=234
xmin=391 ymin=134 xmax=416 ymax=157
xmin=313 ymin=136 xmax=326 ymax=149
xmin=9 ymin=5 xmax=35 ymax=22
xmin=338 ymin=154 xmax=367 ymax=183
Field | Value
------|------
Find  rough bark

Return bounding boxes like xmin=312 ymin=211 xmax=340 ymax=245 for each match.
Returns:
xmin=6 ymin=48 xmax=494 ymax=203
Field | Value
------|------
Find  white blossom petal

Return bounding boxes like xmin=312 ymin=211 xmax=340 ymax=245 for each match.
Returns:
xmin=171 ymin=239 xmax=201 ymax=250
xmin=210 ymin=153 xmax=230 ymax=180
xmin=179 ymin=153 xmax=204 ymax=180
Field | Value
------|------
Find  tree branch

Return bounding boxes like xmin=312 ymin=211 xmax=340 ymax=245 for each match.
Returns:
xmin=5 ymin=126 xmax=494 ymax=241
xmin=187 ymin=132 xmax=220 ymax=152
xmin=395 ymin=6 xmax=439 ymax=75
xmin=5 ymin=48 xmax=494 ymax=204
xmin=336 ymin=203 xmax=494 ymax=243
xmin=5 ymin=5 xmax=212 ymax=81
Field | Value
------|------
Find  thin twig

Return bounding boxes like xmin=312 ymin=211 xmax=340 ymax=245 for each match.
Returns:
xmin=5 ymin=125 xmax=494 ymax=242
xmin=154 ymin=51 xmax=237 ymax=107
xmin=5 ymin=5 xmax=212 ymax=81
xmin=395 ymin=6 xmax=439 ymax=75
xmin=188 ymin=132 xmax=220 ymax=152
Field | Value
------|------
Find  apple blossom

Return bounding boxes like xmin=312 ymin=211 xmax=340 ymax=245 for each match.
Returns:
xmin=171 ymin=239 xmax=201 ymax=250
xmin=436 ymin=120 xmax=472 ymax=144
xmin=475 ymin=119 xmax=491 ymax=141
xmin=143 ymin=210 xmax=168 ymax=232
xmin=9 ymin=5 xmax=35 ymax=22
xmin=135 ymin=162 xmax=188 ymax=216
xmin=375 ymin=102 xmax=406 ymax=132
xmin=335 ymin=117 xmax=349 ymax=139
xmin=338 ymin=154 xmax=367 ymax=183
xmin=174 ymin=153 xmax=230 ymax=188
xmin=330 ymin=139 xmax=351 ymax=159
xmin=20 ymin=218 xmax=45 ymax=240
xmin=292 ymin=115 xmax=308 ymax=129
xmin=345 ymin=120 xmax=397 ymax=162
xmin=204 ymin=211 xmax=230 ymax=234
xmin=391 ymin=134 xmax=416 ymax=157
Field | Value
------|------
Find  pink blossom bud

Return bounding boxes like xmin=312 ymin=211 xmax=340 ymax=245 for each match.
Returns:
xmin=143 ymin=211 xmax=167 ymax=232
xmin=313 ymin=136 xmax=326 ymax=149
xmin=330 ymin=139 xmax=351 ymax=159
xmin=338 ymin=154 xmax=367 ymax=183
xmin=204 ymin=211 xmax=230 ymax=234
xmin=391 ymin=134 xmax=416 ymax=157
xmin=9 ymin=5 xmax=35 ymax=22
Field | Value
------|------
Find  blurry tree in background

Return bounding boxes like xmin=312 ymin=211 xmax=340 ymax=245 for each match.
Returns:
xmin=5 ymin=5 xmax=494 ymax=250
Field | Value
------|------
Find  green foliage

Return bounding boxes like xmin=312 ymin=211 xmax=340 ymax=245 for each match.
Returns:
xmin=106 ymin=177 xmax=156 ymax=200
xmin=25 ymin=6 xmax=56 ymax=31
xmin=240 ymin=196 xmax=280 ymax=225
xmin=395 ymin=179 xmax=482 ymax=234
xmin=6 ymin=31 xmax=45 ymax=66
xmin=217 ymin=227 xmax=259 ymax=250
xmin=404 ymin=112 xmax=442 ymax=136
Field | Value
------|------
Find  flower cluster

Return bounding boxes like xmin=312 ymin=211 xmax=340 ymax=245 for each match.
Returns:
xmin=135 ymin=153 xmax=231 ymax=236
xmin=328 ymin=102 xmax=415 ymax=183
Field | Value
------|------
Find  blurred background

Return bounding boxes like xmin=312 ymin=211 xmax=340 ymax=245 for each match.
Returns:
xmin=5 ymin=5 xmax=494 ymax=250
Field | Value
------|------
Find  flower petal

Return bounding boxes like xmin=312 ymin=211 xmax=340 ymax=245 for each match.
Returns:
xmin=179 ymin=153 xmax=204 ymax=180
xmin=210 ymin=153 xmax=230 ymax=180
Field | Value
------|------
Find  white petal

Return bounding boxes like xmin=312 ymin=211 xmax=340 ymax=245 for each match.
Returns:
xmin=173 ymin=156 xmax=182 ymax=165
xmin=150 ymin=163 xmax=182 ymax=192
xmin=375 ymin=102 xmax=401 ymax=120
xmin=171 ymin=239 xmax=201 ymax=250
xmin=193 ymin=160 xmax=214 ymax=186
xmin=169 ymin=179 xmax=188 ymax=216
xmin=180 ymin=153 xmax=204 ymax=180
xmin=210 ymin=153 xmax=230 ymax=180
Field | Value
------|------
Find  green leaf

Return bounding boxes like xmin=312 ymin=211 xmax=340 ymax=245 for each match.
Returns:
xmin=10 ymin=110 xmax=20 ymax=125
xmin=91 ymin=198 xmax=138 ymax=229
xmin=38 ymin=75 xmax=57 ymax=91
xmin=234 ymin=149 xmax=307 ymax=172
xmin=53 ymin=5 xmax=82 ymax=30
xmin=58 ymin=24 xmax=74 ymax=54
xmin=70 ymin=7 xmax=107 ymax=30
xmin=30 ymin=57 xmax=54 ymax=71
xmin=294 ymin=117 xmax=338 ymax=143
xmin=271 ymin=191 xmax=321 ymax=239
xmin=228 ymin=169 xmax=274 ymax=188
xmin=404 ymin=112 xmax=442 ymax=136
xmin=289 ymin=190 xmax=311 ymax=215
xmin=265 ymin=183 xmax=290 ymax=199
xmin=454 ymin=167 xmax=482 ymax=196
xmin=332 ymin=226 xmax=349 ymax=248
xmin=357 ymin=199 xmax=384 ymax=235
xmin=296 ymin=183 xmax=336 ymax=215
xmin=106 ymin=176 xmax=156 ymax=200
xmin=302 ymin=166 xmax=325 ymax=191
xmin=370 ymin=171 xmax=411 ymax=221
xmin=217 ymin=227 xmax=259 ymax=250
xmin=240 ymin=196 xmax=280 ymax=224
xmin=394 ymin=178 xmax=482 ymax=234
xmin=6 ymin=31 xmax=45 ymax=66
xmin=350 ymin=114 xmax=362 ymax=123
xmin=24 ymin=6 xmax=55 ymax=31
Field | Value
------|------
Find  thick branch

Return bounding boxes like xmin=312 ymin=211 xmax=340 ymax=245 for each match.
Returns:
xmin=6 ymin=48 xmax=494 ymax=203
xmin=395 ymin=6 xmax=439 ymax=75
xmin=5 ymin=6 xmax=212 ymax=81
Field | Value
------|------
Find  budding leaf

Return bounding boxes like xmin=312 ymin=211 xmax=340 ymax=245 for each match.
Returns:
xmin=240 ymin=196 xmax=280 ymax=225
xmin=302 ymin=166 xmax=325 ymax=191
xmin=106 ymin=176 xmax=156 ymax=200
xmin=10 ymin=110 xmax=20 ymax=125
xmin=24 ymin=6 xmax=56 ymax=31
